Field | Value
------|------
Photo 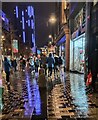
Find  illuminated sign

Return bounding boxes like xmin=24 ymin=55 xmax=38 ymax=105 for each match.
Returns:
xmin=16 ymin=6 xmax=18 ymax=18
xmin=12 ymin=40 xmax=18 ymax=53
xmin=23 ymin=31 xmax=26 ymax=43
xmin=0 ymin=10 xmax=9 ymax=31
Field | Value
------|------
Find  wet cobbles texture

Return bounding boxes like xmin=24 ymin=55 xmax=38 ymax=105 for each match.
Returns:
xmin=1 ymin=71 xmax=44 ymax=120
xmin=1 ymin=71 xmax=98 ymax=120
xmin=47 ymin=73 xmax=98 ymax=120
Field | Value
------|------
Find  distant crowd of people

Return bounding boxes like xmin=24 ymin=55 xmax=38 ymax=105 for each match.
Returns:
xmin=2 ymin=53 xmax=65 ymax=85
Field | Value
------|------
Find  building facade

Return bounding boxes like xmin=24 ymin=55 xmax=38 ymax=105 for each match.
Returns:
xmin=0 ymin=10 xmax=11 ymax=55
xmin=69 ymin=2 xmax=86 ymax=73
xmin=14 ymin=5 xmax=36 ymax=54
xmin=69 ymin=2 xmax=98 ymax=78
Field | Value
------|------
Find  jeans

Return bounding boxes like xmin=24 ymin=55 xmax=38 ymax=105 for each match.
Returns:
xmin=48 ymin=67 xmax=52 ymax=76
xmin=6 ymin=72 xmax=10 ymax=83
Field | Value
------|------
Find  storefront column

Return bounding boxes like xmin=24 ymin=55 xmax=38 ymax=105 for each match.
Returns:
xmin=64 ymin=24 xmax=70 ymax=71
xmin=85 ymin=2 xmax=93 ymax=80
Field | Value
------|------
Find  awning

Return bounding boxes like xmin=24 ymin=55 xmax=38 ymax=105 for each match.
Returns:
xmin=57 ymin=35 xmax=66 ymax=46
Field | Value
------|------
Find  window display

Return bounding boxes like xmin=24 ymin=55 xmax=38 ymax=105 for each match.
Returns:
xmin=70 ymin=33 xmax=85 ymax=73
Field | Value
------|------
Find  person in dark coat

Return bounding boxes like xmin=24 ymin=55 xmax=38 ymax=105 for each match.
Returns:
xmin=90 ymin=49 xmax=98 ymax=92
xmin=58 ymin=57 xmax=63 ymax=65
xmin=3 ymin=57 xmax=11 ymax=84
xmin=13 ymin=58 xmax=17 ymax=72
xmin=40 ymin=54 xmax=47 ymax=75
xmin=11 ymin=58 xmax=17 ymax=72
xmin=46 ymin=53 xmax=54 ymax=77
xmin=54 ymin=54 xmax=59 ymax=74
xmin=35 ymin=58 xmax=39 ymax=73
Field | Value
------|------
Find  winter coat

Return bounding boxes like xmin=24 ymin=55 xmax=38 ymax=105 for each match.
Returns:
xmin=46 ymin=57 xmax=54 ymax=68
xmin=3 ymin=60 xmax=11 ymax=73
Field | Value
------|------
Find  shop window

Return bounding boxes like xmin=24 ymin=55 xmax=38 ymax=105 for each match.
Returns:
xmin=71 ymin=33 xmax=85 ymax=73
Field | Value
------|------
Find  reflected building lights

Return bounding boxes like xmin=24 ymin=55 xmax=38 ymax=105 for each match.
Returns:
xmin=28 ymin=20 xmax=30 ymax=26
xmin=70 ymin=74 xmax=88 ymax=116
xmin=23 ymin=31 xmax=26 ymax=43
xmin=22 ymin=17 xmax=25 ymax=29
xmin=24 ymin=72 xmax=41 ymax=115
xmin=31 ymin=19 xmax=34 ymax=29
xmin=16 ymin=6 xmax=18 ymax=18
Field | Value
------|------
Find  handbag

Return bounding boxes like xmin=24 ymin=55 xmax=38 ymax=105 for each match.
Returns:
xmin=86 ymin=72 xmax=92 ymax=86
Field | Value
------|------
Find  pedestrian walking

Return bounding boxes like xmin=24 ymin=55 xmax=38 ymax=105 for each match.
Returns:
xmin=22 ymin=57 xmax=26 ymax=71
xmin=38 ymin=66 xmax=47 ymax=118
xmin=3 ymin=57 xmax=11 ymax=84
xmin=12 ymin=58 xmax=17 ymax=72
xmin=35 ymin=58 xmax=39 ymax=73
xmin=29 ymin=57 xmax=35 ymax=73
xmin=46 ymin=53 xmax=54 ymax=77
xmin=58 ymin=56 xmax=63 ymax=67
xmin=40 ymin=54 xmax=47 ymax=75
xmin=53 ymin=54 xmax=59 ymax=74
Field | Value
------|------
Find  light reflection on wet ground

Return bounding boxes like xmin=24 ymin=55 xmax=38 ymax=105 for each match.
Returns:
xmin=47 ymin=72 xmax=97 ymax=119
xmin=1 ymin=70 xmax=98 ymax=120
xmin=70 ymin=74 xmax=89 ymax=117
xmin=1 ymin=71 xmax=42 ymax=119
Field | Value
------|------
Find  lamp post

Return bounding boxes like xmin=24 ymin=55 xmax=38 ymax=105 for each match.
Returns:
xmin=49 ymin=34 xmax=53 ymax=43
xmin=49 ymin=15 xmax=57 ymax=24
xmin=48 ymin=14 xmax=56 ymax=43
xmin=63 ymin=3 xmax=70 ymax=71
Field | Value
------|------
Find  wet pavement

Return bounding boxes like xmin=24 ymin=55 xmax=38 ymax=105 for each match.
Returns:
xmin=0 ymin=70 xmax=98 ymax=120
xmin=1 ymin=71 xmax=44 ymax=120
xmin=47 ymin=72 xmax=98 ymax=120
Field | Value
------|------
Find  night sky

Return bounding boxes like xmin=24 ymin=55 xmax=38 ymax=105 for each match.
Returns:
xmin=2 ymin=2 xmax=56 ymax=48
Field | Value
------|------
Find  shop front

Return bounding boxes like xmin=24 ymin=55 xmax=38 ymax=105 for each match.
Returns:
xmin=57 ymin=35 xmax=66 ymax=57
xmin=70 ymin=33 xmax=85 ymax=73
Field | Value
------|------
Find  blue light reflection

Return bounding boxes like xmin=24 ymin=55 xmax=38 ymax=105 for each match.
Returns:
xmin=32 ymin=34 xmax=35 ymax=46
xmin=16 ymin=6 xmax=18 ymax=18
xmin=31 ymin=19 xmax=34 ymax=29
xmin=28 ymin=20 xmax=30 ymax=26
xmin=24 ymin=72 xmax=41 ymax=115
xmin=22 ymin=11 xmax=24 ymax=16
xmin=22 ymin=17 xmax=25 ymax=29
xmin=23 ymin=31 xmax=26 ymax=43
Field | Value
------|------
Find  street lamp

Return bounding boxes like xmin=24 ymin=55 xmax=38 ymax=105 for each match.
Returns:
xmin=1 ymin=35 xmax=4 ymax=39
xmin=49 ymin=34 xmax=53 ymax=42
xmin=48 ymin=14 xmax=56 ymax=44
xmin=49 ymin=15 xmax=56 ymax=24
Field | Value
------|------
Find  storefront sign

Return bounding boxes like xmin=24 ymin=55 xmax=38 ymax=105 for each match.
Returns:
xmin=12 ymin=40 xmax=18 ymax=53
xmin=0 ymin=10 xmax=10 ymax=31
xmin=57 ymin=35 xmax=66 ymax=45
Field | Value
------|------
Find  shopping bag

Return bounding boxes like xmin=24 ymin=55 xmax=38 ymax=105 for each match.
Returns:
xmin=86 ymin=72 xmax=92 ymax=86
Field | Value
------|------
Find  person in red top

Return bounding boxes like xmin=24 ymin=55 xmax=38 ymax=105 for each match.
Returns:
xmin=90 ymin=49 xmax=98 ymax=92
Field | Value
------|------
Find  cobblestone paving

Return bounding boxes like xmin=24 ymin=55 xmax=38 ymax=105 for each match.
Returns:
xmin=47 ymin=72 xmax=98 ymax=120
xmin=1 ymin=70 xmax=98 ymax=120
xmin=1 ymin=71 xmax=42 ymax=120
